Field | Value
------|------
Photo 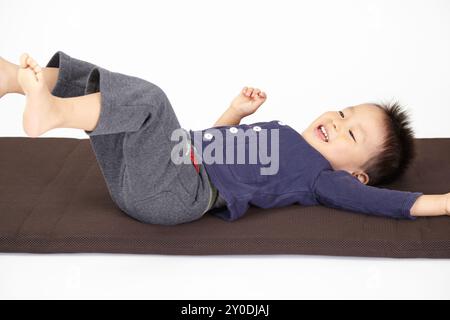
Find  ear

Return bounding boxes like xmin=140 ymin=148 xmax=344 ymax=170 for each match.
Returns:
xmin=351 ymin=171 xmax=370 ymax=185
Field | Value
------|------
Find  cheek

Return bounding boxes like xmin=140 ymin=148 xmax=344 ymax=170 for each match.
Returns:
xmin=329 ymin=140 xmax=351 ymax=154
xmin=311 ymin=112 xmax=333 ymax=127
xmin=325 ymin=141 xmax=357 ymax=164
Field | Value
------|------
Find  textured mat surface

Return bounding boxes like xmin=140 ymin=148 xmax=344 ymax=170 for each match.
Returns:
xmin=0 ymin=137 xmax=449 ymax=258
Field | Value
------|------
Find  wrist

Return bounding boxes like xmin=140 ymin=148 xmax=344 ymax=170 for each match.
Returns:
xmin=446 ymin=193 xmax=450 ymax=215
xmin=441 ymin=194 xmax=449 ymax=215
xmin=229 ymin=104 xmax=247 ymax=119
xmin=213 ymin=106 xmax=244 ymax=127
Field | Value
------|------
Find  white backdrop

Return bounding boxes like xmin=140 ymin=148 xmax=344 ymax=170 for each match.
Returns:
xmin=1 ymin=0 xmax=449 ymax=299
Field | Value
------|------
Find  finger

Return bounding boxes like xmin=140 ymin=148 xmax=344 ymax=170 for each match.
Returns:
xmin=246 ymin=87 xmax=254 ymax=97
xmin=258 ymin=91 xmax=266 ymax=99
xmin=252 ymin=89 xmax=261 ymax=98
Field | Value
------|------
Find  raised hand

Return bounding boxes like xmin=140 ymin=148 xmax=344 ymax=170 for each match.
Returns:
xmin=230 ymin=86 xmax=267 ymax=118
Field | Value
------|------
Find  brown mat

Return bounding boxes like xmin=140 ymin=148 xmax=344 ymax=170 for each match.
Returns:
xmin=0 ymin=137 xmax=449 ymax=258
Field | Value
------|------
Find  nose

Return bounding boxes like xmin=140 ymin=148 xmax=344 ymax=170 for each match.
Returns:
xmin=333 ymin=114 xmax=344 ymax=132
xmin=332 ymin=119 xmax=339 ymax=132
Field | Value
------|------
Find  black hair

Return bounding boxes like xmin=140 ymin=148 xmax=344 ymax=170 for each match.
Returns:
xmin=362 ymin=100 xmax=416 ymax=186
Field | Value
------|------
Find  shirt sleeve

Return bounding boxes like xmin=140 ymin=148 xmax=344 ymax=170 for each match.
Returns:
xmin=313 ymin=170 xmax=423 ymax=220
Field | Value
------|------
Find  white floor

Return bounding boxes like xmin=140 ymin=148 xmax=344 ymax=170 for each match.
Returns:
xmin=1 ymin=0 xmax=450 ymax=301
xmin=1 ymin=254 xmax=449 ymax=299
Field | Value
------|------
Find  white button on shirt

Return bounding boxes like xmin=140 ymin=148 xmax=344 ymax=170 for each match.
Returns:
xmin=204 ymin=133 xmax=213 ymax=140
xmin=229 ymin=127 xmax=238 ymax=134
xmin=253 ymin=126 xmax=262 ymax=132
xmin=278 ymin=121 xmax=285 ymax=126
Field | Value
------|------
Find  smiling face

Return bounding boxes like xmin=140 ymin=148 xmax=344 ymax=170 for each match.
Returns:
xmin=301 ymin=104 xmax=387 ymax=183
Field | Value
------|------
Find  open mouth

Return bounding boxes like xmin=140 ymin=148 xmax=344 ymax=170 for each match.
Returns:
xmin=315 ymin=124 xmax=329 ymax=142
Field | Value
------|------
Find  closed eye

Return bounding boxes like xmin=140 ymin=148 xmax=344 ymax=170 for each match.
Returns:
xmin=349 ymin=130 xmax=356 ymax=142
xmin=339 ymin=111 xmax=344 ymax=118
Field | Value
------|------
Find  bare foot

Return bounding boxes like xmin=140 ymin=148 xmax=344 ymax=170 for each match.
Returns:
xmin=17 ymin=53 xmax=62 ymax=137
xmin=0 ymin=57 xmax=19 ymax=98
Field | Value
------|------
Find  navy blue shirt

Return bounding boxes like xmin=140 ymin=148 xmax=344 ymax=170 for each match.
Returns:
xmin=189 ymin=120 xmax=422 ymax=222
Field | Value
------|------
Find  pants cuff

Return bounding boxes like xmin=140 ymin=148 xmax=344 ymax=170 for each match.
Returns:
xmin=46 ymin=51 xmax=95 ymax=97
xmin=83 ymin=67 xmax=152 ymax=136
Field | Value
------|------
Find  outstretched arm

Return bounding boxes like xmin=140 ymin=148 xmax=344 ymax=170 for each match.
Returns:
xmin=213 ymin=86 xmax=267 ymax=127
xmin=410 ymin=193 xmax=450 ymax=217
xmin=314 ymin=169 xmax=450 ymax=220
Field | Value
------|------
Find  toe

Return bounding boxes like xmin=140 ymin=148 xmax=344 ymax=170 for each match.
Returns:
xmin=20 ymin=53 xmax=29 ymax=68
xmin=27 ymin=57 xmax=37 ymax=68
xmin=27 ymin=56 xmax=39 ymax=70
xmin=25 ymin=55 xmax=43 ymax=77
xmin=35 ymin=68 xmax=44 ymax=82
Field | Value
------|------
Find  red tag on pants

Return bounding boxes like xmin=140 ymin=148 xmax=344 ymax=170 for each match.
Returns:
xmin=190 ymin=145 xmax=200 ymax=173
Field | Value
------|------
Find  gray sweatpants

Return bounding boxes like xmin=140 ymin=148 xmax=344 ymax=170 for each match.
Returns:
xmin=46 ymin=51 xmax=213 ymax=225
